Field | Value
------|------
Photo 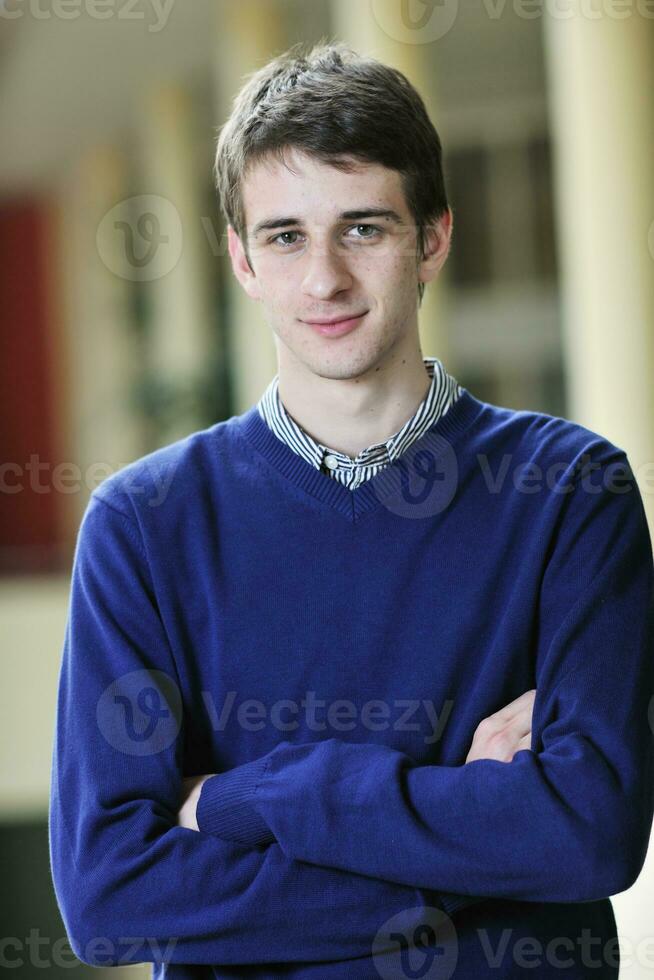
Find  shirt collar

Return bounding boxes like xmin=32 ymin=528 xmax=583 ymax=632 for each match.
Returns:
xmin=257 ymin=357 xmax=460 ymax=480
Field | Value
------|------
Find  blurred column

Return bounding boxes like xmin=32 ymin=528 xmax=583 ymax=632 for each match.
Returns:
xmin=543 ymin=9 xmax=654 ymax=532
xmin=211 ymin=1 xmax=285 ymax=414
xmin=139 ymin=85 xmax=215 ymax=442
xmin=331 ymin=0 xmax=453 ymax=368
xmin=59 ymin=146 xmax=144 ymax=523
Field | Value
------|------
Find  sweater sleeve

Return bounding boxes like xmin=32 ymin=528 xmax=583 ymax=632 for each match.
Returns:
xmin=197 ymin=449 xmax=654 ymax=903
xmin=196 ymin=754 xmax=484 ymax=919
xmin=48 ymin=492 xmax=454 ymax=969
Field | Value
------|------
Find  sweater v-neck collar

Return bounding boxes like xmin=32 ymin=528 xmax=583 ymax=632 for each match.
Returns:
xmin=236 ymin=387 xmax=487 ymax=523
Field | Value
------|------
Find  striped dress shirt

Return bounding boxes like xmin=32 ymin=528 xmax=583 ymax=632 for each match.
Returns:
xmin=256 ymin=356 xmax=464 ymax=490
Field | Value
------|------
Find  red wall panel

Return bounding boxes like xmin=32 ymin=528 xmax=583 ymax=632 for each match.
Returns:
xmin=0 ymin=200 xmax=64 ymax=573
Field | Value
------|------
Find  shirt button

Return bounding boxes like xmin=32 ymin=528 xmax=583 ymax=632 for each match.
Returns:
xmin=323 ymin=454 xmax=339 ymax=470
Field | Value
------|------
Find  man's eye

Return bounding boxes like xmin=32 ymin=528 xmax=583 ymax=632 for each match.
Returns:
xmin=348 ymin=224 xmax=381 ymax=239
xmin=271 ymin=231 xmax=302 ymax=247
xmin=269 ymin=225 xmax=381 ymax=248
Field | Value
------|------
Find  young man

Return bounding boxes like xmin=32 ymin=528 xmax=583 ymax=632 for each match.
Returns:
xmin=49 ymin=42 xmax=654 ymax=979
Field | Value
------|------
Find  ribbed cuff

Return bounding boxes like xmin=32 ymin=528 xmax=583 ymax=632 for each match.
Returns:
xmin=196 ymin=756 xmax=274 ymax=846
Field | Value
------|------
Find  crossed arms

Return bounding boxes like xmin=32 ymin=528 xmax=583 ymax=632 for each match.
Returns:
xmin=49 ymin=448 xmax=654 ymax=968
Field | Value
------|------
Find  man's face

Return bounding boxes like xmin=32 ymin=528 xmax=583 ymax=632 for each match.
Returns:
xmin=228 ymin=147 xmax=450 ymax=381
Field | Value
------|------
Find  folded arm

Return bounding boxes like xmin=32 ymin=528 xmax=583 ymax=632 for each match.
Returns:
xmin=191 ymin=691 xmax=537 ymax=916
xmin=196 ymin=449 xmax=654 ymax=904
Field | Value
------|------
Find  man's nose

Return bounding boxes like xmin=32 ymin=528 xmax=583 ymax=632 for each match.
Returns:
xmin=300 ymin=239 xmax=353 ymax=299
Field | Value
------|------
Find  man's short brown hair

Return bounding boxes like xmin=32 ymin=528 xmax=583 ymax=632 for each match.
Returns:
xmin=214 ymin=39 xmax=449 ymax=305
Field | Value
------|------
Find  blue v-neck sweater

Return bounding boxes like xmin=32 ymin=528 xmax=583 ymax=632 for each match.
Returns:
xmin=49 ymin=387 xmax=654 ymax=979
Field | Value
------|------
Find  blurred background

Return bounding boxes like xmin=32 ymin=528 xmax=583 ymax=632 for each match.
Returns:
xmin=1 ymin=0 xmax=653 ymax=976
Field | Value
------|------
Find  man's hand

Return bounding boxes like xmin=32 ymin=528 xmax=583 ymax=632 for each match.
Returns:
xmin=177 ymin=774 xmax=213 ymax=831
xmin=464 ymin=689 xmax=536 ymax=764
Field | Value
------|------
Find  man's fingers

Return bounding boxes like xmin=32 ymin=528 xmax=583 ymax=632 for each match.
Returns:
xmin=509 ymin=732 xmax=534 ymax=761
xmin=465 ymin=689 xmax=537 ymax=765
xmin=485 ymin=688 xmax=536 ymax=727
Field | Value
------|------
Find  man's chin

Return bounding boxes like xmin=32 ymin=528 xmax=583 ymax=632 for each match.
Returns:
xmin=273 ymin=324 xmax=390 ymax=381
xmin=292 ymin=351 xmax=388 ymax=384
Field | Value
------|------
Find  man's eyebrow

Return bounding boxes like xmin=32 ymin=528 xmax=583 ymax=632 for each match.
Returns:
xmin=250 ymin=208 xmax=404 ymax=237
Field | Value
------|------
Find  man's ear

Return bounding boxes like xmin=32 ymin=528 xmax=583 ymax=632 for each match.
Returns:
xmin=227 ymin=224 xmax=261 ymax=301
xmin=418 ymin=207 xmax=453 ymax=286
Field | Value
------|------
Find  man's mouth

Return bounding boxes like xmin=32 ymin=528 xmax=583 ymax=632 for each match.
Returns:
xmin=301 ymin=311 xmax=368 ymax=337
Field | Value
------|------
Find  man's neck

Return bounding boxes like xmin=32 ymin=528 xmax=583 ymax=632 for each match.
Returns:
xmin=276 ymin=349 xmax=432 ymax=460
